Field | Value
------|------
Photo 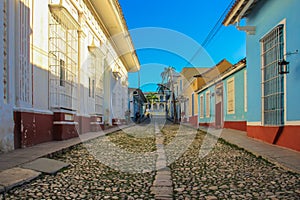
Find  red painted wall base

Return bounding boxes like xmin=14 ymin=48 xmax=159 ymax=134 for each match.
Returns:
xmin=13 ymin=111 xmax=107 ymax=149
xmin=224 ymin=121 xmax=247 ymax=131
xmin=199 ymin=121 xmax=246 ymax=131
xmin=199 ymin=122 xmax=213 ymax=127
xmin=14 ymin=111 xmax=53 ymax=148
xmin=90 ymin=115 xmax=104 ymax=132
xmin=77 ymin=116 xmax=90 ymax=134
xmin=53 ymin=124 xmax=78 ymax=140
xmin=189 ymin=116 xmax=198 ymax=127
xmin=53 ymin=112 xmax=78 ymax=141
xmin=247 ymin=125 xmax=300 ymax=152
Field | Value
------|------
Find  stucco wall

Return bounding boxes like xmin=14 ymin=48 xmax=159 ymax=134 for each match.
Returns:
xmin=0 ymin=0 xmax=15 ymax=152
xmin=246 ymin=0 xmax=300 ymax=123
xmin=198 ymin=67 xmax=247 ymax=128
xmin=32 ymin=0 xmax=49 ymax=111
xmin=223 ymin=68 xmax=247 ymax=121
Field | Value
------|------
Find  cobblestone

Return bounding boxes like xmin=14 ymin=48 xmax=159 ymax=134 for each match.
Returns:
xmin=162 ymin=124 xmax=300 ymax=200
xmin=4 ymin=126 xmax=157 ymax=199
xmin=2 ymin=122 xmax=300 ymax=199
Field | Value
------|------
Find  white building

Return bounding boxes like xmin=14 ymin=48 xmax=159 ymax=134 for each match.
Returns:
xmin=0 ymin=0 xmax=140 ymax=152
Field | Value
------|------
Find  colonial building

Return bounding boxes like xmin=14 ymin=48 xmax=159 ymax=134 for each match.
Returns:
xmin=175 ymin=67 xmax=209 ymax=125
xmin=0 ymin=0 xmax=140 ymax=152
xmin=223 ymin=0 xmax=300 ymax=151
xmin=194 ymin=59 xmax=247 ymax=131
xmin=144 ymin=92 xmax=168 ymax=117
xmin=128 ymin=88 xmax=147 ymax=122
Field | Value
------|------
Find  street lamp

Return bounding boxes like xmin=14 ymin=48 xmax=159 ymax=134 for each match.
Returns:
xmin=278 ymin=59 xmax=289 ymax=74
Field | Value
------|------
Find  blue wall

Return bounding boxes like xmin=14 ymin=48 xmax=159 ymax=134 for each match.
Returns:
xmin=246 ymin=0 xmax=300 ymax=122
xmin=198 ymin=88 xmax=214 ymax=124
xmin=223 ymin=68 xmax=247 ymax=121
xmin=198 ymin=67 xmax=247 ymax=124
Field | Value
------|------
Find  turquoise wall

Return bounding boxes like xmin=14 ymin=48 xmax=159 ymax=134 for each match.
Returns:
xmin=198 ymin=87 xmax=214 ymax=124
xmin=198 ymin=67 xmax=247 ymax=124
xmin=223 ymin=68 xmax=247 ymax=121
xmin=246 ymin=0 xmax=300 ymax=122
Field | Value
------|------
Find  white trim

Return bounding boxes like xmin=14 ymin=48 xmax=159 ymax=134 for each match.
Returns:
xmin=53 ymin=121 xmax=78 ymax=125
xmin=223 ymin=0 xmax=245 ymax=26
xmin=247 ymin=121 xmax=262 ymax=126
xmin=13 ymin=107 xmax=53 ymax=115
xmin=260 ymin=30 xmax=265 ymax=125
xmin=282 ymin=19 xmax=287 ymax=125
xmin=285 ymin=121 xmax=300 ymax=126
xmin=247 ymin=121 xmax=300 ymax=126
xmin=90 ymin=122 xmax=104 ymax=125
xmin=51 ymin=109 xmax=77 ymax=115
xmin=260 ymin=19 xmax=287 ymax=126
xmin=77 ymin=114 xmax=91 ymax=118
xmin=244 ymin=70 xmax=247 ymax=112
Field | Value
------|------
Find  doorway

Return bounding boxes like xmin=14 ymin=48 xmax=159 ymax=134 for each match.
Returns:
xmin=215 ymin=85 xmax=223 ymax=129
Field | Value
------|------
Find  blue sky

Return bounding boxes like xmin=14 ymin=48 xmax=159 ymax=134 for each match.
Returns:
xmin=118 ymin=0 xmax=246 ymax=92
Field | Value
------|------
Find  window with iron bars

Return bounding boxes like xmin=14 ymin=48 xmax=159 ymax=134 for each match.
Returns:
xmin=261 ymin=24 xmax=284 ymax=126
xmin=88 ymin=51 xmax=104 ymax=115
xmin=18 ymin=0 xmax=32 ymax=105
xmin=95 ymin=61 xmax=104 ymax=115
xmin=49 ymin=13 xmax=78 ymax=110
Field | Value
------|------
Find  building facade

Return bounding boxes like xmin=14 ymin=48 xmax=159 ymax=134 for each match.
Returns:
xmin=128 ymin=88 xmax=147 ymax=122
xmin=0 ymin=0 xmax=139 ymax=152
xmin=144 ymin=92 xmax=168 ymax=117
xmin=195 ymin=59 xmax=247 ymax=131
xmin=175 ymin=68 xmax=209 ymax=126
xmin=223 ymin=0 xmax=300 ymax=151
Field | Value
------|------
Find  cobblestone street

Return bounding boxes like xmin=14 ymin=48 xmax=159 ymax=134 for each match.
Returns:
xmin=2 ymin=119 xmax=300 ymax=199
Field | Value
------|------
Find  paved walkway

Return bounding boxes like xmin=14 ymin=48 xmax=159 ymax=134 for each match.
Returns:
xmin=1 ymin=122 xmax=299 ymax=196
xmin=0 ymin=125 xmax=128 ymax=172
xmin=151 ymin=122 xmax=173 ymax=200
xmin=198 ymin=126 xmax=300 ymax=174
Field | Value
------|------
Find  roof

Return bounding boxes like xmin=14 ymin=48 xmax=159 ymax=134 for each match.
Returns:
xmin=222 ymin=0 xmax=259 ymax=26
xmin=194 ymin=59 xmax=233 ymax=78
xmin=88 ymin=0 xmax=140 ymax=72
xmin=130 ymin=88 xmax=147 ymax=103
xmin=180 ymin=68 xmax=209 ymax=82
xmin=194 ymin=58 xmax=246 ymax=93
xmin=193 ymin=59 xmax=233 ymax=90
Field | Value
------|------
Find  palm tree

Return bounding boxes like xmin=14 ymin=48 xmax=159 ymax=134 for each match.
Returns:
xmin=146 ymin=92 xmax=158 ymax=105
xmin=160 ymin=66 xmax=178 ymax=123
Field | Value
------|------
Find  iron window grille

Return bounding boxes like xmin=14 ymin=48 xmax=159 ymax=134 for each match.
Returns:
xmin=261 ymin=24 xmax=284 ymax=126
xmin=19 ymin=0 xmax=32 ymax=104
xmin=49 ymin=13 xmax=78 ymax=110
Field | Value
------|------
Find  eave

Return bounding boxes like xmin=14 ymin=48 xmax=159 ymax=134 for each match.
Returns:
xmin=223 ymin=0 xmax=259 ymax=26
xmin=194 ymin=58 xmax=246 ymax=94
xmin=88 ymin=0 xmax=140 ymax=72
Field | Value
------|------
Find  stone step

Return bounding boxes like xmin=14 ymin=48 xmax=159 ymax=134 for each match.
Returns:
xmin=0 ymin=167 xmax=41 ymax=192
xmin=21 ymin=158 xmax=69 ymax=175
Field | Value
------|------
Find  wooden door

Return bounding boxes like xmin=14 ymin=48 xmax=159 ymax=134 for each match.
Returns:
xmin=215 ymin=85 xmax=223 ymax=129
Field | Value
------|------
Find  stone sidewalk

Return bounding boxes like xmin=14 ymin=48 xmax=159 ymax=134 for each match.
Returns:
xmin=0 ymin=125 xmax=129 ymax=193
xmin=198 ymin=126 xmax=300 ymax=174
xmin=0 ymin=125 xmax=128 ymax=172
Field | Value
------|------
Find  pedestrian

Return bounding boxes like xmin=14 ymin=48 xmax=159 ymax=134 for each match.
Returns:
xmin=135 ymin=112 xmax=140 ymax=123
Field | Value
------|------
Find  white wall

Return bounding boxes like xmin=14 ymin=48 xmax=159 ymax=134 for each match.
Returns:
xmin=0 ymin=0 xmax=16 ymax=152
xmin=32 ymin=0 xmax=49 ymax=110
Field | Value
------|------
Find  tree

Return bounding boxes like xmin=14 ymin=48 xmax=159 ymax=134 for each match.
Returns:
xmin=146 ymin=92 xmax=158 ymax=105
xmin=160 ymin=66 xmax=178 ymax=123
